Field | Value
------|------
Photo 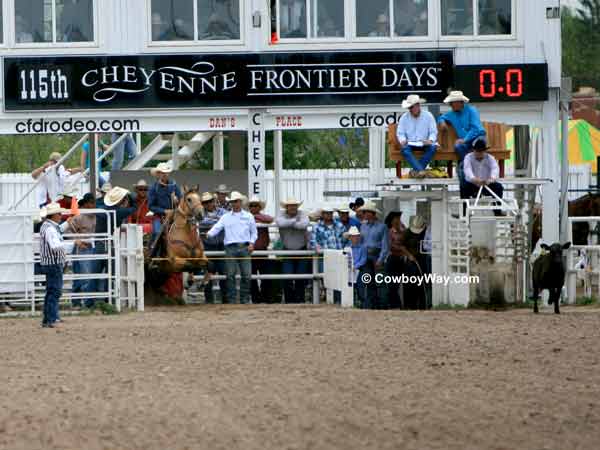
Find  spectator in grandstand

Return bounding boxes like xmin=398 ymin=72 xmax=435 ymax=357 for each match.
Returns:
xmin=128 ymin=179 xmax=152 ymax=227
xmin=148 ymin=162 xmax=182 ymax=241
xmin=438 ymin=90 xmax=487 ymax=184
xmin=80 ymin=139 xmax=109 ymax=187
xmin=359 ymin=201 xmax=389 ymax=309
xmin=207 ymin=191 xmax=257 ymax=304
xmin=214 ymin=184 xmax=231 ymax=211
xmin=248 ymin=196 xmax=275 ymax=304
xmin=199 ymin=192 xmax=228 ymax=303
xmin=111 ymin=133 xmax=138 ymax=171
xmin=39 ymin=202 xmax=88 ymax=327
xmin=31 ymin=152 xmax=81 ymax=208
xmin=345 ymin=226 xmax=367 ymax=308
xmin=461 ymin=138 xmax=504 ymax=216
xmin=66 ymin=193 xmax=97 ymax=308
xmin=396 ymin=94 xmax=438 ymax=178
xmin=276 ymin=197 xmax=310 ymax=303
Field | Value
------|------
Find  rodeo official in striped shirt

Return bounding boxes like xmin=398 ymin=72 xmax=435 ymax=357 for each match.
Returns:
xmin=39 ymin=203 xmax=89 ymax=328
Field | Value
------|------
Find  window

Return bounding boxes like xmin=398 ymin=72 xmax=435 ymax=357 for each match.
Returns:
xmin=442 ymin=0 xmax=511 ymax=36
xmin=0 ymin=2 xmax=3 ymax=44
xmin=276 ymin=0 xmax=345 ymax=39
xmin=151 ymin=0 xmax=241 ymax=42
xmin=356 ymin=0 xmax=428 ymax=37
xmin=15 ymin=0 xmax=95 ymax=44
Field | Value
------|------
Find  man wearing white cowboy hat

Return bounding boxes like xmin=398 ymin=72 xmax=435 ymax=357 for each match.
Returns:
xmin=438 ymin=90 xmax=487 ymax=175
xmin=198 ymin=191 xmax=228 ymax=303
xmin=207 ymin=191 xmax=257 ymax=304
xmin=310 ymin=206 xmax=345 ymax=253
xmin=214 ymin=184 xmax=231 ymax=211
xmin=148 ymin=162 xmax=182 ymax=240
xmin=129 ymin=179 xmax=152 ymax=226
xmin=358 ymin=201 xmax=389 ymax=309
xmin=396 ymin=94 xmax=438 ymax=177
xmin=31 ymin=151 xmax=82 ymax=208
xmin=344 ymin=226 xmax=368 ymax=308
xmin=276 ymin=197 xmax=310 ymax=303
xmin=247 ymin=196 xmax=276 ymax=303
xmin=39 ymin=202 xmax=89 ymax=327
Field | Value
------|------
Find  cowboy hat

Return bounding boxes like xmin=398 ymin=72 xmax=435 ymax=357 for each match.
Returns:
xmin=49 ymin=152 xmax=62 ymax=162
xmin=321 ymin=206 xmax=335 ymax=213
xmin=409 ymin=215 xmax=427 ymax=234
xmin=134 ymin=179 xmax=149 ymax=188
xmin=248 ymin=196 xmax=266 ymax=210
xmin=150 ymin=162 xmax=173 ymax=176
xmin=358 ymin=201 xmax=381 ymax=215
xmin=402 ymin=94 xmax=426 ymax=109
xmin=215 ymin=184 xmax=230 ymax=194
xmin=61 ymin=183 xmax=79 ymax=198
xmin=443 ymin=90 xmax=470 ymax=104
xmin=376 ymin=13 xmax=389 ymax=24
xmin=472 ymin=137 xmax=491 ymax=151
xmin=104 ymin=186 xmax=130 ymax=207
xmin=343 ymin=225 xmax=361 ymax=239
xmin=336 ymin=205 xmax=351 ymax=213
xmin=226 ymin=191 xmax=245 ymax=202
xmin=200 ymin=192 xmax=215 ymax=203
xmin=42 ymin=202 xmax=70 ymax=218
xmin=98 ymin=182 xmax=112 ymax=194
xmin=280 ymin=197 xmax=303 ymax=208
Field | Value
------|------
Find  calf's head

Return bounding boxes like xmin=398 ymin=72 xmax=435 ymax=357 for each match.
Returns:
xmin=541 ymin=242 xmax=572 ymax=263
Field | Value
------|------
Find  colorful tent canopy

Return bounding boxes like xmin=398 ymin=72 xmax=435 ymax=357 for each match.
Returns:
xmin=506 ymin=119 xmax=600 ymax=171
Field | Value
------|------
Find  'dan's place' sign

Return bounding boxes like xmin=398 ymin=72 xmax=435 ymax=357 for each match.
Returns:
xmin=3 ymin=51 xmax=454 ymax=111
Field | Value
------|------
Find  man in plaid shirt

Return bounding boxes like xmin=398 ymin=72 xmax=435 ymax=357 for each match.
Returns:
xmin=310 ymin=206 xmax=345 ymax=252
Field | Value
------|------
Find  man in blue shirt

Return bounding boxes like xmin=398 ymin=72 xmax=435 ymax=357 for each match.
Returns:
xmin=358 ymin=201 xmax=389 ymax=309
xmin=148 ymin=162 xmax=182 ymax=241
xmin=207 ymin=191 xmax=257 ymax=304
xmin=438 ymin=90 xmax=487 ymax=184
xmin=198 ymin=192 xmax=227 ymax=303
xmin=310 ymin=206 xmax=345 ymax=273
xmin=345 ymin=226 xmax=368 ymax=309
xmin=396 ymin=95 xmax=438 ymax=177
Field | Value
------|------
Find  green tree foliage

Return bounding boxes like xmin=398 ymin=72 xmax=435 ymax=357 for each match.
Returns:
xmin=563 ymin=2 xmax=600 ymax=90
xmin=0 ymin=134 xmax=82 ymax=173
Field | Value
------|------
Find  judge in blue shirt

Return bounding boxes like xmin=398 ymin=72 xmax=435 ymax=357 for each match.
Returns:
xmin=358 ymin=201 xmax=389 ymax=309
xmin=438 ymin=90 xmax=486 ymax=183
xmin=207 ymin=191 xmax=257 ymax=304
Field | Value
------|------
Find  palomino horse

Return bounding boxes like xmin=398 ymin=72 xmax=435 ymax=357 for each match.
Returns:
xmin=531 ymin=193 xmax=600 ymax=250
xmin=157 ymin=187 xmax=208 ymax=273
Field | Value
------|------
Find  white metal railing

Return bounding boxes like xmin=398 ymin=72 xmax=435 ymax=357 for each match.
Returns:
xmin=566 ymin=216 xmax=600 ymax=304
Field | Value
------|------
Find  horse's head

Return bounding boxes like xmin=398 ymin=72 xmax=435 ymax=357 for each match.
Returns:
xmin=179 ymin=185 xmax=203 ymax=218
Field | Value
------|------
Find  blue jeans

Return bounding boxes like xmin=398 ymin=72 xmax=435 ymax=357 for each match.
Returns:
xmin=282 ymin=257 xmax=309 ymax=303
xmin=401 ymin=144 xmax=436 ymax=171
xmin=40 ymin=264 xmax=63 ymax=325
xmin=224 ymin=244 xmax=252 ymax=304
xmin=72 ymin=247 xmax=97 ymax=308
xmin=203 ymin=241 xmax=228 ymax=303
xmin=111 ymin=133 xmax=138 ymax=170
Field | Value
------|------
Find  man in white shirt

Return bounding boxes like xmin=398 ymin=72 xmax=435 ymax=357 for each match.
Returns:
xmin=207 ymin=191 xmax=257 ymax=304
xmin=461 ymin=138 xmax=504 ymax=215
xmin=396 ymin=95 xmax=438 ymax=177
xmin=31 ymin=152 xmax=80 ymax=208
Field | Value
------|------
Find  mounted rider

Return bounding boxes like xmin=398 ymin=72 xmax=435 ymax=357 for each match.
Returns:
xmin=148 ymin=162 xmax=182 ymax=248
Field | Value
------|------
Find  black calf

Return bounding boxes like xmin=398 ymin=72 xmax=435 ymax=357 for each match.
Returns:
xmin=531 ymin=242 xmax=571 ymax=314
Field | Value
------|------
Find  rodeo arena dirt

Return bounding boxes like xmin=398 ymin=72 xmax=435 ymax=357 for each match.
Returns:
xmin=1 ymin=2 xmax=600 ymax=450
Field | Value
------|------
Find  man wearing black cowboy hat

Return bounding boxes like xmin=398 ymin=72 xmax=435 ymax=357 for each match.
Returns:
xmin=461 ymin=137 xmax=504 ymax=214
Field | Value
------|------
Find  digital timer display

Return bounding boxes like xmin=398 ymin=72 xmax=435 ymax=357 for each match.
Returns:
xmin=454 ymin=64 xmax=548 ymax=102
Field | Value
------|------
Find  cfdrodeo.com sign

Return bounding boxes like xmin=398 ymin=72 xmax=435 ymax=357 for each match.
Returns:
xmin=3 ymin=51 xmax=453 ymax=111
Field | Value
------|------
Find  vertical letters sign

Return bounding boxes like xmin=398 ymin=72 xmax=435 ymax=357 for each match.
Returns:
xmin=248 ymin=110 xmax=266 ymax=197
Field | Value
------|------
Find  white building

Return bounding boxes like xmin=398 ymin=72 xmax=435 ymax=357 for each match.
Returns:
xmin=0 ymin=1 xmax=561 ymax=237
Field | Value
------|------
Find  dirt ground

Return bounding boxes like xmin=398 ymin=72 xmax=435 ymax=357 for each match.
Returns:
xmin=1 ymin=305 xmax=600 ymax=450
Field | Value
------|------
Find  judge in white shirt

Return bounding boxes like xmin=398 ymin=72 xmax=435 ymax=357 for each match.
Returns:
xmin=395 ymin=95 xmax=438 ymax=177
xmin=31 ymin=152 xmax=81 ymax=208
xmin=461 ymin=138 xmax=504 ymax=214
xmin=207 ymin=191 xmax=257 ymax=304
